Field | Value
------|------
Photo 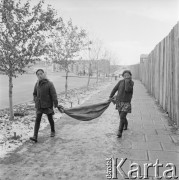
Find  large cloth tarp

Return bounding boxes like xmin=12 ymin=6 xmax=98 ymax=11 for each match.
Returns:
xmin=58 ymin=99 xmax=113 ymax=121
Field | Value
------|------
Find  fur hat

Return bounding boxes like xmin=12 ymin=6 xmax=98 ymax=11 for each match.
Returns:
xmin=36 ymin=69 xmax=44 ymax=74
xmin=122 ymin=70 xmax=132 ymax=77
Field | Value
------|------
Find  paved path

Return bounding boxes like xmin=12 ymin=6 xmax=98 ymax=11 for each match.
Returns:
xmin=0 ymin=80 xmax=178 ymax=180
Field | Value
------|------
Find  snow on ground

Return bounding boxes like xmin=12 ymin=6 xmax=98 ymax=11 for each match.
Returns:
xmin=0 ymin=81 xmax=111 ymax=158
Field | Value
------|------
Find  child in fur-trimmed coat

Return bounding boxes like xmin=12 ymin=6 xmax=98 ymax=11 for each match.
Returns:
xmin=109 ymin=70 xmax=134 ymax=138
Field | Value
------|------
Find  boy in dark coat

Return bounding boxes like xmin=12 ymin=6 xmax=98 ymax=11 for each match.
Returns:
xmin=109 ymin=70 xmax=134 ymax=138
xmin=30 ymin=69 xmax=58 ymax=142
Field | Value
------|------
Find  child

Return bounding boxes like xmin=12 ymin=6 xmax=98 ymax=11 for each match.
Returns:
xmin=109 ymin=70 xmax=134 ymax=138
xmin=30 ymin=69 xmax=58 ymax=142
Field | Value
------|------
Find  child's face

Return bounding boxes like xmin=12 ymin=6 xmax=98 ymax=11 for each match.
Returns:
xmin=123 ymin=73 xmax=131 ymax=79
xmin=37 ymin=71 xmax=45 ymax=80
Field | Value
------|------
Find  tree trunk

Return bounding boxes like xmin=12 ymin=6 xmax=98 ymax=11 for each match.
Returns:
xmin=87 ymin=63 xmax=91 ymax=89
xmin=9 ymin=75 xmax=14 ymax=120
xmin=52 ymin=62 xmax=55 ymax=72
xmin=96 ymin=61 xmax=99 ymax=83
xmin=65 ymin=71 xmax=68 ymax=98
xmin=45 ymin=60 xmax=48 ymax=74
xmin=108 ymin=63 xmax=111 ymax=81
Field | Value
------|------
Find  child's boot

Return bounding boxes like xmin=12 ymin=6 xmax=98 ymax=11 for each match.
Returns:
xmin=29 ymin=136 xmax=37 ymax=143
xmin=117 ymin=130 xmax=122 ymax=138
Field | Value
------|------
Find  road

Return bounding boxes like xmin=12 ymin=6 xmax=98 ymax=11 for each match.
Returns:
xmin=0 ymin=73 xmax=97 ymax=109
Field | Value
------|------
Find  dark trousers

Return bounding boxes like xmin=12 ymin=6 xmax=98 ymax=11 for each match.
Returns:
xmin=118 ymin=111 xmax=128 ymax=133
xmin=33 ymin=113 xmax=55 ymax=138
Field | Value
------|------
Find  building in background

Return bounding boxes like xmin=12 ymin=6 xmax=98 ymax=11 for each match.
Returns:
xmin=22 ymin=58 xmax=127 ymax=78
xmin=26 ymin=59 xmax=111 ymax=76
xmin=140 ymin=54 xmax=148 ymax=63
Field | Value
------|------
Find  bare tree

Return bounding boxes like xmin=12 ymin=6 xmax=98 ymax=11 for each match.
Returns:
xmin=81 ymin=40 xmax=93 ymax=89
xmin=0 ymin=0 xmax=60 ymax=120
xmin=103 ymin=49 xmax=117 ymax=80
xmin=88 ymin=39 xmax=104 ymax=83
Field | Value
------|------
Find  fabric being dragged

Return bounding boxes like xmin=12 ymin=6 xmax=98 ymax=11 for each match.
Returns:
xmin=57 ymin=99 xmax=113 ymax=121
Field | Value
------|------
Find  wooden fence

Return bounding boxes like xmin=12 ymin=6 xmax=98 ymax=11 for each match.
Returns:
xmin=129 ymin=22 xmax=179 ymax=127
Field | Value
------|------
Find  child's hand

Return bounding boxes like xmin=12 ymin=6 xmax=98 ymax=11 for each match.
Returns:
xmin=57 ymin=105 xmax=65 ymax=113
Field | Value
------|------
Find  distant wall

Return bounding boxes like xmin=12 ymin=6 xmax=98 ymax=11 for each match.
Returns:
xmin=129 ymin=22 xmax=179 ymax=127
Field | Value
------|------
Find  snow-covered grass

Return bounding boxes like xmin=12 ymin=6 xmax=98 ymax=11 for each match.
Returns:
xmin=0 ymin=81 xmax=111 ymax=158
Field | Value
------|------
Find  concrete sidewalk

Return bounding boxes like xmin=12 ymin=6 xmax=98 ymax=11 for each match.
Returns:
xmin=0 ymin=80 xmax=178 ymax=180
xmin=119 ymin=80 xmax=179 ymax=179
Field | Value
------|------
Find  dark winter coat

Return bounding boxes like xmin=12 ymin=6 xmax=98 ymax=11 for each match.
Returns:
xmin=109 ymin=79 xmax=134 ymax=103
xmin=33 ymin=79 xmax=58 ymax=109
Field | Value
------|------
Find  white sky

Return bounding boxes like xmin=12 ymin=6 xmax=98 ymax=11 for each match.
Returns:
xmin=35 ymin=0 xmax=179 ymax=65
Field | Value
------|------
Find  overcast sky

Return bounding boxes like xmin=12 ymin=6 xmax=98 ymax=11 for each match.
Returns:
xmin=40 ymin=0 xmax=178 ymax=65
